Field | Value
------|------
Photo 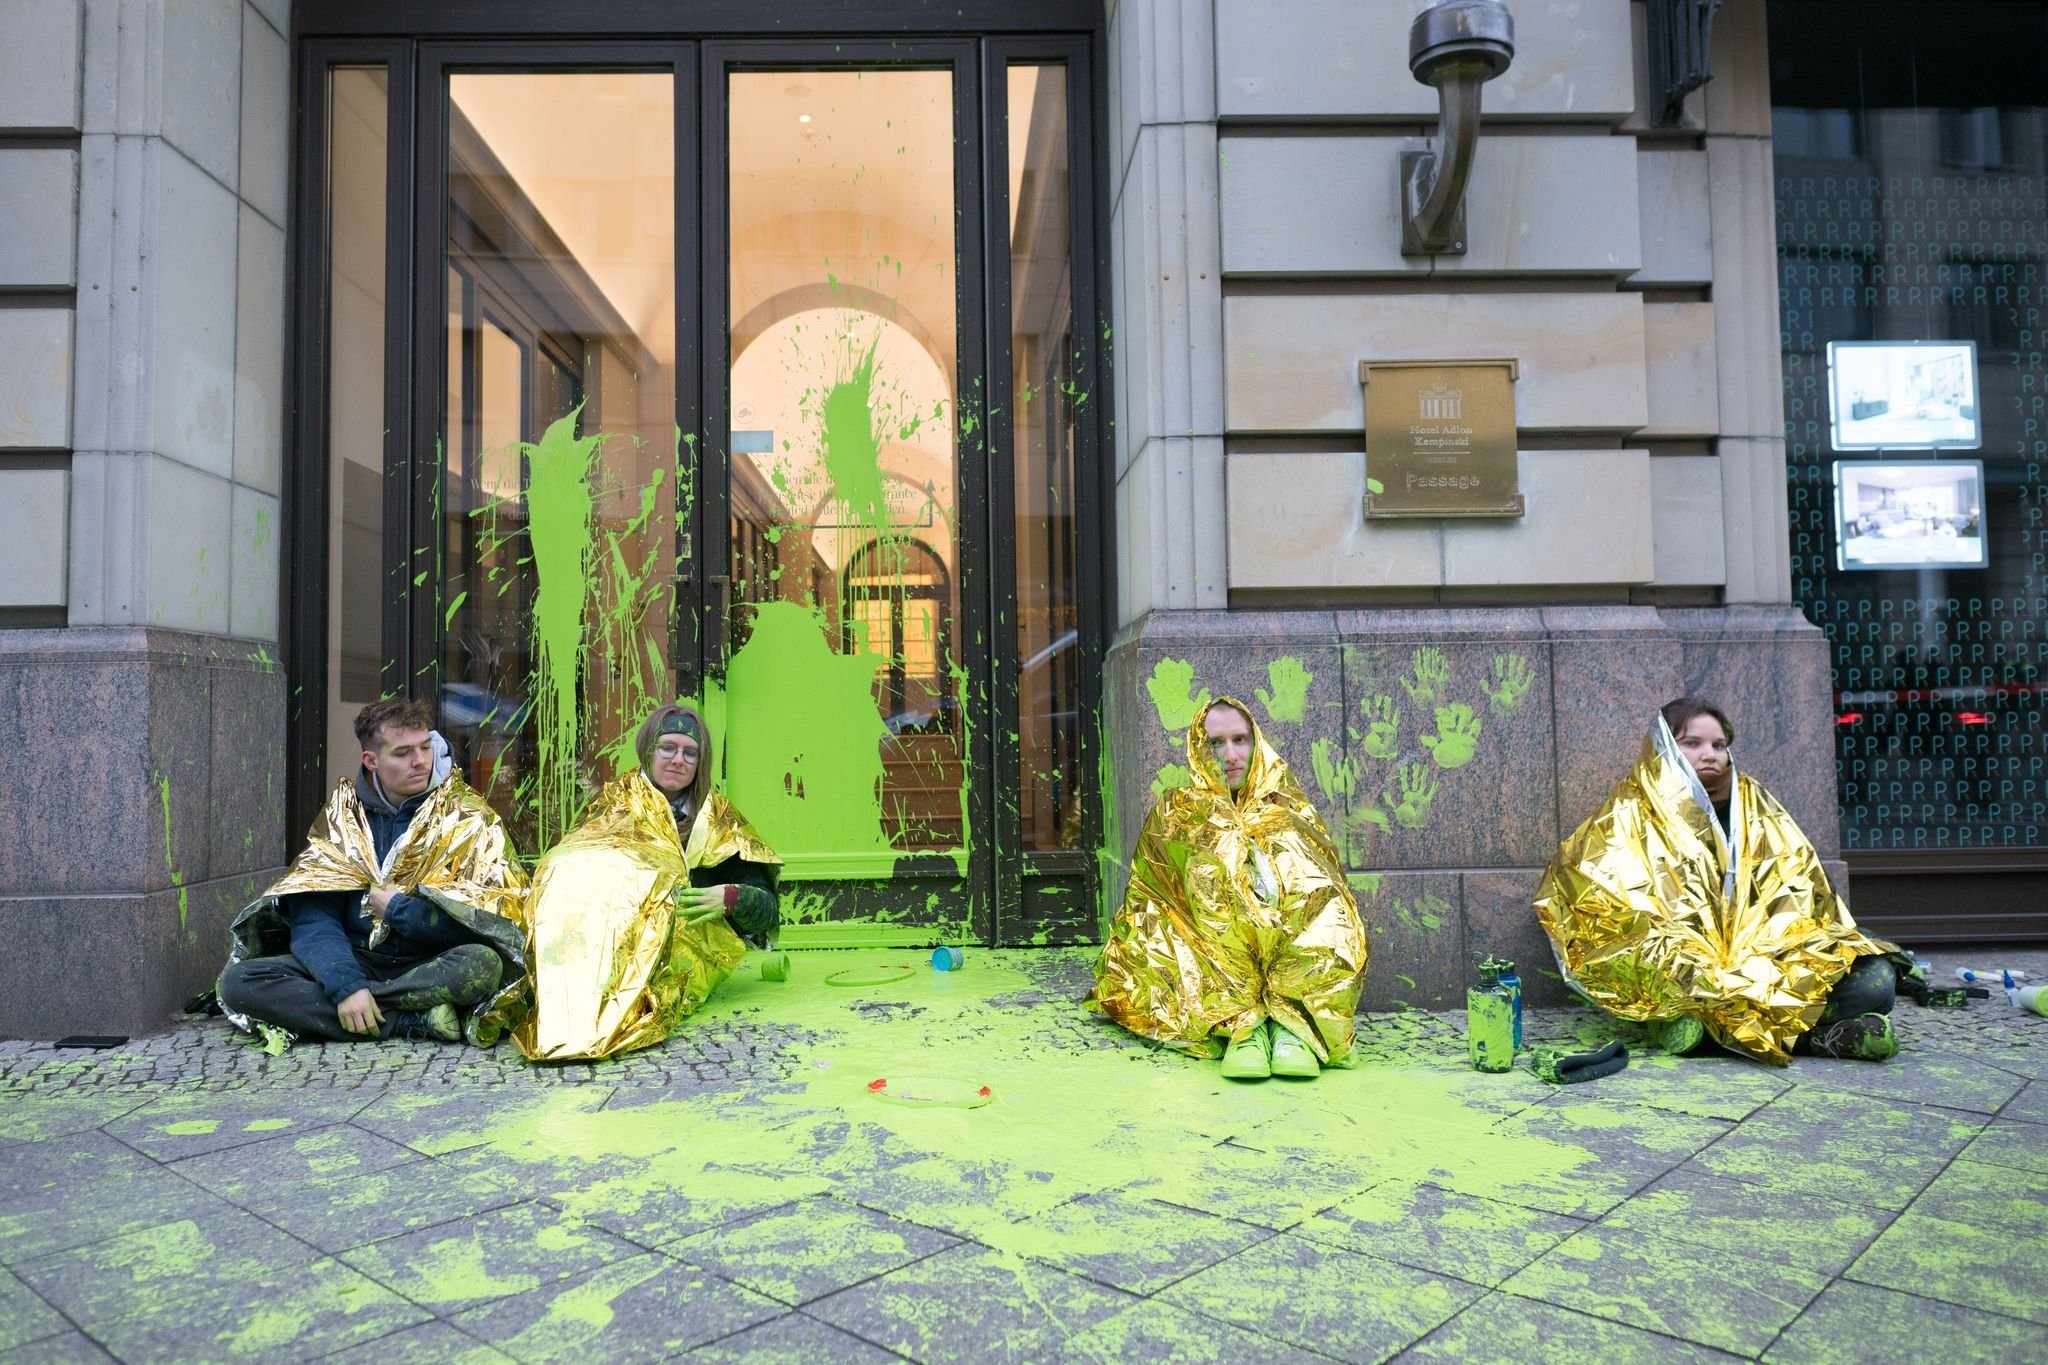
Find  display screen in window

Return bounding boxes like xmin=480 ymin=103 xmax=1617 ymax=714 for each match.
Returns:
xmin=1826 ymin=341 xmax=1980 ymax=451
xmin=1832 ymin=460 xmax=1988 ymax=571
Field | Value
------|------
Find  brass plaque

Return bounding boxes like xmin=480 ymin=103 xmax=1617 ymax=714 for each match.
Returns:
xmin=1360 ymin=358 xmax=1523 ymax=518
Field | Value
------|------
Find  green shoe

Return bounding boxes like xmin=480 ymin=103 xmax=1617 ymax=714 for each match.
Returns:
xmin=1806 ymin=1012 xmax=1898 ymax=1062
xmin=393 ymin=1004 xmax=463 ymax=1044
xmin=1268 ymin=1023 xmax=1320 ymax=1078
xmin=1220 ymin=1027 xmax=1271 ymax=1081
xmin=1649 ymin=1015 xmax=1706 ymax=1056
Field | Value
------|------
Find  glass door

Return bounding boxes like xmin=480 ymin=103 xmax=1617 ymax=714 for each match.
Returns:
xmin=295 ymin=32 xmax=1105 ymax=947
xmin=421 ymin=51 xmax=689 ymax=855
xmin=707 ymin=49 xmax=988 ymax=944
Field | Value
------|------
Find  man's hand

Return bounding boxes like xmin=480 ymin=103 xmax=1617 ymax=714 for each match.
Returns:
xmin=337 ymin=988 xmax=384 ymax=1036
xmin=677 ymin=886 xmax=733 ymax=926
xmin=364 ymin=886 xmax=400 ymax=915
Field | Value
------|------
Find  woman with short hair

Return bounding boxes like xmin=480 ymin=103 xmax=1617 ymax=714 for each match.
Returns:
xmin=513 ymin=704 xmax=782 ymax=1062
xmin=1536 ymin=696 xmax=1900 ymax=1065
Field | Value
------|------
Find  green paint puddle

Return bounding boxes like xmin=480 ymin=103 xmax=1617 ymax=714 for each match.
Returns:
xmin=400 ymin=950 xmax=1606 ymax=1294
xmin=162 ymin=1120 xmax=219 ymax=1136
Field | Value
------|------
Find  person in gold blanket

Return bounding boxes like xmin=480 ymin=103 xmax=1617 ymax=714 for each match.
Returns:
xmin=1088 ymin=697 xmax=1369 ymax=1080
xmin=217 ymin=698 xmax=529 ymax=1049
xmin=513 ymin=704 xmax=782 ymax=1062
xmin=1536 ymin=697 xmax=1901 ymax=1065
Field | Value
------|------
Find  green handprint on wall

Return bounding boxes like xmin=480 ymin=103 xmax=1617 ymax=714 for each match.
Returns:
xmin=1360 ymin=694 xmax=1401 ymax=759
xmin=1310 ymin=736 xmax=1357 ymax=808
xmin=1400 ymin=646 xmax=1450 ymax=707
xmin=1256 ymin=655 xmax=1313 ymax=725
xmin=1394 ymin=891 xmax=1454 ymax=932
xmin=1145 ymin=658 xmax=1211 ymax=733
xmin=1313 ymin=735 xmax=1385 ymax=865
xmin=1151 ymin=763 xmax=1192 ymax=798
xmin=1385 ymin=763 xmax=1438 ymax=829
xmin=1482 ymin=652 xmax=1534 ymax=715
xmin=1420 ymin=702 xmax=1483 ymax=769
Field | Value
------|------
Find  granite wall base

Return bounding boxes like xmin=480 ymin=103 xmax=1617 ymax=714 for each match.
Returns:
xmin=0 ymin=628 xmax=287 ymax=1038
xmin=1103 ymin=605 xmax=1839 ymax=1009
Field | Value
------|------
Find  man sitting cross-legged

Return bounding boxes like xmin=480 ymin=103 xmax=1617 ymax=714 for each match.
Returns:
xmin=217 ymin=697 xmax=530 ymax=1048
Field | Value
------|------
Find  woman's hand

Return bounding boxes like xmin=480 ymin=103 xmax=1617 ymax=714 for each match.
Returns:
xmin=676 ymin=885 xmax=733 ymax=926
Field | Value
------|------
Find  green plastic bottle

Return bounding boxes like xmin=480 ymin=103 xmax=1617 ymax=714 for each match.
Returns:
xmin=1468 ymin=961 xmax=1515 ymax=1073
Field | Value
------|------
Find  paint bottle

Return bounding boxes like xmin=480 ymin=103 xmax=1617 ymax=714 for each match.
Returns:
xmin=1494 ymin=959 xmax=1523 ymax=1050
xmin=2012 ymin=984 xmax=2048 ymax=1017
xmin=1467 ymin=962 xmax=1515 ymax=1074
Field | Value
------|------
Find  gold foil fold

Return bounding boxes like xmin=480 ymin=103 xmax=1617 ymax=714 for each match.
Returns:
xmin=223 ymin=772 xmax=532 ymax=1044
xmin=1534 ymin=719 xmax=1895 ymax=1065
xmin=1087 ymin=696 xmax=1370 ymax=1063
xmin=512 ymin=774 xmax=776 ymax=1062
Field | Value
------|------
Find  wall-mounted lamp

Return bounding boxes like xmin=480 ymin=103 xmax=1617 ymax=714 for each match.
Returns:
xmin=1401 ymin=0 xmax=1516 ymax=256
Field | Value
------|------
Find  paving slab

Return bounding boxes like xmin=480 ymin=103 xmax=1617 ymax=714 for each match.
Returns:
xmin=1053 ymin=1297 xmax=1342 ymax=1364
xmin=1595 ymin=1166 xmax=1894 ymax=1276
xmin=0 ymin=1331 xmax=114 ymax=1363
xmin=447 ymin=1252 xmax=784 ymax=1362
xmin=1158 ymin=1232 xmax=1482 ymax=1363
xmin=213 ymin=1155 xmax=528 ymax=1254
xmin=0 ymin=1265 xmax=65 ymax=1352
xmin=1396 ymin=1294 xmax=1743 ymax=1364
xmin=1903 ymin=1156 xmax=2048 ymax=1240
xmin=663 ymin=1194 xmax=960 ymax=1306
xmin=1952 ymin=1118 xmax=2048 ymax=1175
xmin=1110 ymin=1137 xmax=1378 ymax=1230
xmin=1996 ymin=1078 xmax=2048 ymax=1125
xmin=806 ymin=1243 xmax=1136 ymax=1364
xmin=58 ymin=1255 xmax=428 ymax=1363
xmin=0 ymin=1133 xmax=227 ymax=1265
xmin=1295 ymin=1179 xmax=1586 ymax=1287
xmin=338 ymin=1201 xmax=646 ymax=1313
xmin=1685 ymin=1087 xmax=1986 ymax=1210
xmin=1498 ymin=1223 xmax=1830 ymax=1358
xmin=105 ymin=1088 xmax=377 ymax=1162
xmin=168 ymin=1124 xmax=424 ymax=1203
xmin=13 ymin=1206 xmax=321 ymax=1334
xmin=999 ymin=1191 xmax=1277 ymax=1295
xmin=1762 ymin=1279 xmax=2045 ymax=1364
xmin=681 ymin=1312 xmax=908 ymax=1363
xmin=323 ymin=1320 xmax=518 ymax=1363
xmin=1846 ymin=1210 xmax=2048 ymax=1326
xmin=0 ymin=1091 xmax=156 ymax=1145
xmin=1777 ymin=1051 xmax=2029 ymax=1116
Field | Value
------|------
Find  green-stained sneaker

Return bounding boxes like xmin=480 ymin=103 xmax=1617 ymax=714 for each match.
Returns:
xmin=1649 ymin=1015 xmax=1706 ymax=1056
xmin=1268 ymin=1023 xmax=1320 ymax=1078
xmin=1806 ymin=1012 xmax=1899 ymax=1062
xmin=1220 ymin=1027 xmax=1272 ymax=1081
xmin=393 ymin=1004 xmax=463 ymax=1044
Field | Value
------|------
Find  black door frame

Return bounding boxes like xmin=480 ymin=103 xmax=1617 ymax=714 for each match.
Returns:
xmin=284 ymin=3 xmax=1111 ymax=945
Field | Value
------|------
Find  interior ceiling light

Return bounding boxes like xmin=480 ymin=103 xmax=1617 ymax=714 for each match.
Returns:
xmin=799 ymin=113 xmax=812 ymax=123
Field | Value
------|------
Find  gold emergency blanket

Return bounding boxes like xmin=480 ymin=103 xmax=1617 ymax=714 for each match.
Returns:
xmin=222 ymin=772 xmax=531 ymax=1045
xmin=1534 ymin=719 xmax=1894 ymax=1065
xmin=1087 ymin=697 xmax=1370 ymax=1063
xmin=513 ymin=775 xmax=778 ymax=1062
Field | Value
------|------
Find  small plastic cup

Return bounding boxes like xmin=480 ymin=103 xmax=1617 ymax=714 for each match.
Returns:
xmin=761 ymin=952 xmax=791 ymax=982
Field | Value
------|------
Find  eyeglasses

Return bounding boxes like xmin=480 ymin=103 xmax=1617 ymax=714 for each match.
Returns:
xmin=655 ymin=741 xmax=699 ymax=761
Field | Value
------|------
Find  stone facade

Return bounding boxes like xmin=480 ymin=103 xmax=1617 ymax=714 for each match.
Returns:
xmin=1100 ymin=0 xmax=1835 ymax=994
xmin=0 ymin=0 xmax=1837 ymax=1036
xmin=0 ymin=1 xmax=291 ymax=1036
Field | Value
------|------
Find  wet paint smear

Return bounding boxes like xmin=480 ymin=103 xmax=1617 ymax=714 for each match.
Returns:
xmin=521 ymin=408 xmax=602 ymax=847
xmin=156 ymin=772 xmax=189 ymax=934
xmin=723 ymin=601 xmax=896 ymax=869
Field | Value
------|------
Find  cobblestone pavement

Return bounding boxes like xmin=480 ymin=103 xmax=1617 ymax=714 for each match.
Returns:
xmin=2 ymin=946 xmax=2044 ymax=1363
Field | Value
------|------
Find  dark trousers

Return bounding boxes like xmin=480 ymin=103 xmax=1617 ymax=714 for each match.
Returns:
xmin=218 ymin=944 xmax=502 ymax=1043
